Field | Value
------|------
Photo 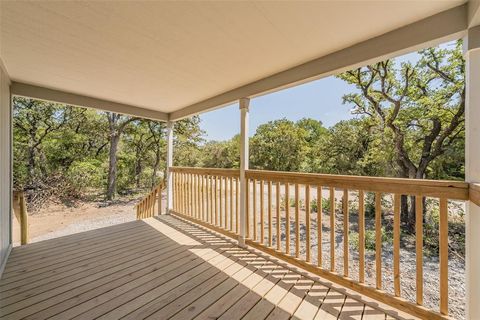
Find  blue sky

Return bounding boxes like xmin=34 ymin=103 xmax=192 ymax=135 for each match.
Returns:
xmin=198 ymin=49 xmax=426 ymax=141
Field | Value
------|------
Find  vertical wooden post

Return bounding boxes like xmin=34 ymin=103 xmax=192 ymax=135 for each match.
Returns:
xmin=19 ymin=191 xmax=28 ymax=245
xmin=165 ymin=121 xmax=174 ymax=214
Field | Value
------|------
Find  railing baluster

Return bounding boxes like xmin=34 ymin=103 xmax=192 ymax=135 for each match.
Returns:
xmin=236 ymin=178 xmax=239 ymax=233
xmin=375 ymin=192 xmax=382 ymax=290
xmin=195 ymin=174 xmax=199 ymax=218
xmin=260 ymin=180 xmax=265 ymax=244
xmin=174 ymin=172 xmax=177 ymax=212
xmin=317 ymin=186 xmax=322 ymax=268
xmin=230 ymin=177 xmax=234 ymax=231
xmin=285 ymin=183 xmax=290 ymax=255
xmin=276 ymin=182 xmax=281 ymax=251
xmin=268 ymin=181 xmax=272 ymax=247
xmin=184 ymin=173 xmax=187 ymax=215
xmin=225 ymin=176 xmax=228 ymax=229
xmin=209 ymin=175 xmax=213 ymax=223
xmin=439 ymin=198 xmax=448 ymax=315
xmin=394 ymin=193 xmax=401 ymax=297
xmin=343 ymin=189 xmax=349 ymax=277
xmin=215 ymin=176 xmax=219 ymax=226
xmin=295 ymin=183 xmax=300 ymax=258
xmin=414 ymin=195 xmax=423 ymax=306
xmin=253 ymin=179 xmax=257 ymax=241
xmin=179 ymin=173 xmax=183 ymax=213
xmin=158 ymin=185 xmax=162 ymax=215
xmin=219 ymin=176 xmax=223 ymax=227
xmin=200 ymin=175 xmax=204 ymax=221
xmin=330 ymin=187 xmax=335 ymax=272
xmin=189 ymin=173 xmax=193 ymax=217
xmin=246 ymin=178 xmax=250 ymax=238
xmin=359 ymin=190 xmax=365 ymax=283
xmin=183 ymin=173 xmax=187 ymax=215
xmin=306 ymin=184 xmax=311 ymax=263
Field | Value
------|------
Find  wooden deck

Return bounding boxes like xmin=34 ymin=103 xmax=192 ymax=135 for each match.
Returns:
xmin=0 ymin=214 xmax=416 ymax=320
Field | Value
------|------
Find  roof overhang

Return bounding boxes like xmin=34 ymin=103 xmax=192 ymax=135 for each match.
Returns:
xmin=1 ymin=1 xmax=476 ymax=121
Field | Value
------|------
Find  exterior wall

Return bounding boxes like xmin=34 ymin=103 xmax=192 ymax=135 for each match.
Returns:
xmin=0 ymin=62 xmax=12 ymax=277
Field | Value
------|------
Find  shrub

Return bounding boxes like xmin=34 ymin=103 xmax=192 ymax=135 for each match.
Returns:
xmin=349 ymin=227 xmax=391 ymax=251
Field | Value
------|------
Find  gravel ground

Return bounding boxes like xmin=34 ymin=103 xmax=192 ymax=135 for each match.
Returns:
xmin=31 ymin=210 xmax=136 ymax=242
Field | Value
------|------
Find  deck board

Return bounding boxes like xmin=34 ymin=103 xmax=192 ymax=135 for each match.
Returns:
xmin=0 ymin=214 xmax=413 ymax=320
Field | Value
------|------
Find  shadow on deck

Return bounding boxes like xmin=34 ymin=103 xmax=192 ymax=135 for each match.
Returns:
xmin=0 ymin=214 xmax=416 ymax=320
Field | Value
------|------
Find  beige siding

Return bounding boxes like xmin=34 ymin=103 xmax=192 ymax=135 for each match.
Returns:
xmin=0 ymin=63 xmax=12 ymax=277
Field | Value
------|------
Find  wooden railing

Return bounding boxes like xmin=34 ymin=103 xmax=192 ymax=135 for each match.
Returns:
xmin=12 ymin=191 xmax=28 ymax=245
xmin=168 ymin=166 xmax=470 ymax=320
xmin=171 ymin=167 xmax=240 ymax=238
xmin=135 ymin=182 xmax=165 ymax=219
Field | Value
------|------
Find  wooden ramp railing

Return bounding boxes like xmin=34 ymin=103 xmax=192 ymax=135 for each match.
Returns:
xmin=135 ymin=182 xmax=165 ymax=219
xmin=12 ymin=190 xmax=28 ymax=245
xmin=168 ymin=166 xmax=469 ymax=320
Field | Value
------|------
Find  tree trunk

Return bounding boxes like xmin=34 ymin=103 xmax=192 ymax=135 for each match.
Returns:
xmin=135 ymin=159 xmax=141 ymax=189
xmin=151 ymin=148 xmax=161 ymax=188
xmin=27 ymin=144 xmax=35 ymax=186
xmin=106 ymin=134 xmax=120 ymax=200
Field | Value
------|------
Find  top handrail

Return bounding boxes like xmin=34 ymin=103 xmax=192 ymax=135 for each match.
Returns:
xmin=169 ymin=166 xmax=469 ymax=200
xmin=246 ymin=169 xmax=469 ymax=200
xmin=470 ymin=183 xmax=480 ymax=206
xmin=170 ymin=166 xmax=240 ymax=177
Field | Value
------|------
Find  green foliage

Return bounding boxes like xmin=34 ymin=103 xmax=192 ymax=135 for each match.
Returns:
xmin=349 ymin=227 xmax=391 ymax=252
xmin=309 ymin=197 xmax=331 ymax=213
xmin=66 ymin=159 xmax=105 ymax=192
xmin=250 ymin=119 xmax=310 ymax=172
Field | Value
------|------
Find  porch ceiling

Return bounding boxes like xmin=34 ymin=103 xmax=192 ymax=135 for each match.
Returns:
xmin=0 ymin=1 xmax=468 ymax=120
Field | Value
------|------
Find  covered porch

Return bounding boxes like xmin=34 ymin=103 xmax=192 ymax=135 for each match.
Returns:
xmin=1 ymin=1 xmax=480 ymax=320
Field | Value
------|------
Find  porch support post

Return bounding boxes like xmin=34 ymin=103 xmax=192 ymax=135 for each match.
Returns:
xmin=239 ymin=98 xmax=250 ymax=247
xmin=165 ymin=121 xmax=174 ymax=214
xmin=464 ymin=25 xmax=480 ymax=320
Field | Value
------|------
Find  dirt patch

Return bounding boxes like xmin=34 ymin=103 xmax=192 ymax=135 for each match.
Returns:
xmin=12 ymin=196 xmax=147 ymax=245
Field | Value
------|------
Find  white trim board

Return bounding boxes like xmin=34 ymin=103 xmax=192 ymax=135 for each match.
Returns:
xmin=11 ymin=82 xmax=168 ymax=122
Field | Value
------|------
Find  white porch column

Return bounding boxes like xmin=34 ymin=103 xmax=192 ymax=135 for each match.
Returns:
xmin=239 ymin=98 xmax=250 ymax=247
xmin=165 ymin=121 xmax=174 ymax=214
xmin=464 ymin=25 xmax=480 ymax=320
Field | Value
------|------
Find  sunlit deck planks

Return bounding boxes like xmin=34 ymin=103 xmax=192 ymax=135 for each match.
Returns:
xmin=0 ymin=215 xmax=414 ymax=320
